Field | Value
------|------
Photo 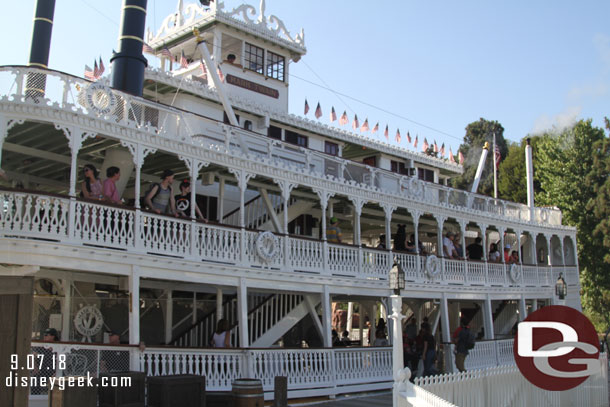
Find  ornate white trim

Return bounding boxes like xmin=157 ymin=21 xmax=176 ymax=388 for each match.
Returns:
xmin=425 ymin=255 xmax=441 ymax=279
xmin=255 ymin=230 xmax=280 ymax=263
xmin=509 ymin=264 xmax=522 ymax=283
xmin=74 ymin=305 xmax=104 ymax=342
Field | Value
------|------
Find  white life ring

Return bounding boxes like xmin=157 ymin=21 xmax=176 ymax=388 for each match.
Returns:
xmin=85 ymin=82 xmax=116 ymax=115
xmin=509 ymin=264 xmax=522 ymax=283
xmin=425 ymin=255 xmax=441 ymax=278
xmin=255 ymin=231 xmax=280 ymax=263
xmin=74 ymin=305 xmax=104 ymax=341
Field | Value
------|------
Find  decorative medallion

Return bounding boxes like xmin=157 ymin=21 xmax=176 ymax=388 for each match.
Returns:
xmin=425 ymin=255 xmax=441 ymax=278
xmin=74 ymin=305 xmax=104 ymax=342
xmin=85 ymin=82 xmax=116 ymax=115
xmin=255 ymin=230 xmax=280 ymax=262
xmin=509 ymin=263 xmax=522 ymax=283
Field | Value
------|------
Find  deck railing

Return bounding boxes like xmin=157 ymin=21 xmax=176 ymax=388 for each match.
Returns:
xmin=0 ymin=189 xmax=579 ymax=289
xmin=0 ymin=66 xmax=565 ymax=227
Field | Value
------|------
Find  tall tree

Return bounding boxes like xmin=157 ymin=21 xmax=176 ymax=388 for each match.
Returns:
xmin=451 ymin=118 xmax=508 ymax=196
xmin=536 ymin=119 xmax=610 ymax=330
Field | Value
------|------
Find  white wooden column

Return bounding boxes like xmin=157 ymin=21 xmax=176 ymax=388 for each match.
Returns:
xmin=545 ymin=235 xmax=552 ymax=266
xmin=358 ymin=303 xmax=364 ymax=346
xmin=165 ymin=290 xmax=173 ymax=345
xmin=179 ymin=156 xmax=208 ymax=219
xmin=479 ymin=223 xmax=488 ymax=260
xmin=129 ymin=267 xmax=141 ymax=345
xmin=346 ymin=302 xmax=354 ymax=333
xmin=390 ymin=294 xmax=405 ymax=407
xmin=382 ymin=204 xmax=395 ymax=251
xmin=440 ymin=293 xmax=454 ymax=373
xmin=436 ymin=215 xmax=447 ymax=256
xmin=560 ymin=236 xmax=566 ymax=266
xmin=315 ymin=189 xmax=334 ymax=274
xmin=120 ymin=141 xmax=157 ymax=209
xmin=218 ymin=177 xmax=225 ymax=221
xmin=321 ymin=285 xmax=332 ymax=348
xmin=518 ymin=295 xmax=527 ymax=322
xmin=237 ymin=277 xmax=249 ymax=348
xmin=216 ymin=288 xmax=223 ymax=322
xmin=483 ymin=294 xmax=495 ymax=340
xmin=229 ymin=169 xmax=253 ymax=264
xmin=350 ymin=197 xmax=365 ymax=246
xmin=411 ymin=210 xmax=421 ymax=255
xmin=61 ymin=279 xmax=72 ymax=341
xmin=276 ymin=180 xmax=296 ymax=267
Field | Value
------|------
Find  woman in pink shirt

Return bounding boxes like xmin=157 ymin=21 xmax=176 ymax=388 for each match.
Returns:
xmin=102 ymin=166 xmax=121 ymax=204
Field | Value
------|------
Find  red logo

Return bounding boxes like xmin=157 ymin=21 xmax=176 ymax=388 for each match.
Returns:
xmin=514 ymin=305 xmax=599 ymax=391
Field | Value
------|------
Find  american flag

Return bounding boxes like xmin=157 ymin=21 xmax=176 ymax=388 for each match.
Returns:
xmin=84 ymin=65 xmax=95 ymax=80
xmin=93 ymin=61 xmax=99 ymax=79
xmin=339 ymin=111 xmax=348 ymax=125
xmin=423 ymin=138 xmax=429 ymax=152
xmin=414 ymin=135 xmax=418 ymax=149
xmin=352 ymin=114 xmax=359 ymax=130
xmin=459 ymin=151 xmax=465 ymax=165
xmin=384 ymin=125 xmax=389 ymax=140
xmin=180 ymin=50 xmax=188 ymax=69
xmin=449 ymin=148 xmax=455 ymax=163
xmin=315 ymin=102 xmax=322 ymax=119
xmin=217 ymin=65 xmax=225 ymax=82
xmin=494 ymin=144 xmax=501 ymax=169
xmin=360 ymin=118 xmax=369 ymax=132
xmin=143 ymin=43 xmax=154 ymax=54
xmin=330 ymin=106 xmax=337 ymax=122
xmin=372 ymin=122 xmax=379 ymax=133
xmin=199 ymin=61 xmax=207 ymax=78
xmin=161 ymin=46 xmax=172 ymax=58
xmin=406 ymin=131 xmax=412 ymax=144
xmin=440 ymin=143 xmax=445 ymax=157
xmin=395 ymin=129 xmax=401 ymax=143
xmin=433 ymin=140 xmax=439 ymax=153
xmin=97 ymin=57 xmax=105 ymax=78
xmin=304 ymin=99 xmax=310 ymax=115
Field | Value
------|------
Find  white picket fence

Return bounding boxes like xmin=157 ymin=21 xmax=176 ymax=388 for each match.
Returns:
xmin=400 ymin=352 xmax=608 ymax=407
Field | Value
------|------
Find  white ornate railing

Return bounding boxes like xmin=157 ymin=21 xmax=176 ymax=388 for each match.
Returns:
xmin=445 ymin=339 xmax=515 ymax=372
xmin=334 ymin=347 xmax=393 ymax=385
xmin=0 ymin=190 xmax=577 ymax=290
xmin=0 ymin=66 xmax=566 ymax=227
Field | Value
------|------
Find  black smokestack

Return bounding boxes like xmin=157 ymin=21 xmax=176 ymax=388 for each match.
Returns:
xmin=26 ymin=0 xmax=56 ymax=99
xmin=110 ymin=0 xmax=148 ymax=97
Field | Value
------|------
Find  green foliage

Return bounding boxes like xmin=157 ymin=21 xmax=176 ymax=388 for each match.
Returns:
xmin=451 ymin=118 xmax=508 ymax=196
xmin=535 ymin=119 xmax=610 ymax=330
xmin=497 ymin=137 xmax=544 ymax=204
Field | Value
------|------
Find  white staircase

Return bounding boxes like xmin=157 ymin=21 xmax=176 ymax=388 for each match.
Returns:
xmin=494 ymin=301 xmax=519 ymax=337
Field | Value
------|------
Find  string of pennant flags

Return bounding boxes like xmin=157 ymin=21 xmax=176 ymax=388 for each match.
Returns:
xmin=304 ymin=99 xmax=464 ymax=164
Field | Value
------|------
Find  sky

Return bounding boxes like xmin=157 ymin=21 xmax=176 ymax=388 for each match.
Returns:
xmin=1 ymin=0 xmax=609 ymax=154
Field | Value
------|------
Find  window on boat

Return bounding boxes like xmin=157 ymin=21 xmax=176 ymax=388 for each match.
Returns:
xmin=244 ymin=120 xmax=253 ymax=131
xmin=223 ymin=112 xmax=240 ymax=125
xmin=266 ymin=51 xmax=285 ymax=81
xmin=324 ymin=141 xmax=339 ymax=156
xmin=245 ymin=43 xmax=264 ymax=74
xmin=268 ymin=125 xmax=282 ymax=140
xmin=362 ymin=156 xmax=377 ymax=167
xmin=391 ymin=160 xmax=410 ymax=175
xmin=418 ymin=168 xmax=435 ymax=182
xmin=285 ymin=130 xmax=308 ymax=147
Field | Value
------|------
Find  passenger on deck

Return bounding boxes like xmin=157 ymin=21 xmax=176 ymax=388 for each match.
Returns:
xmin=81 ymin=164 xmax=103 ymax=200
xmin=175 ymin=179 xmax=207 ymax=221
xmin=212 ymin=319 xmax=231 ymax=348
xmin=393 ymin=224 xmax=407 ymax=251
xmin=508 ymin=250 xmax=520 ymax=264
xmin=373 ymin=329 xmax=389 ymax=346
xmin=326 ymin=217 xmax=342 ymax=243
xmin=503 ymin=245 xmax=511 ymax=263
xmin=377 ymin=234 xmax=386 ymax=249
xmin=488 ymin=243 xmax=501 ymax=262
xmin=466 ymin=237 xmax=483 ymax=260
xmin=145 ymin=169 xmax=178 ymax=216
xmin=443 ymin=231 xmax=458 ymax=259
xmin=224 ymin=53 xmax=242 ymax=67
xmin=454 ymin=233 xmax=464 ymax=258
xmin=102 ymin=166 xmax=122 ymax=204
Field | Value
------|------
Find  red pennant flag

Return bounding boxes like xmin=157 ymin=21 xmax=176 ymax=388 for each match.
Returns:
xmin=304 ymin=99 xmax=310 ymax=115
xmin=339 ymin=111 xmax=348 ymax=125
xmin=361 ymin=118 xmax=369 ymax=132
xmin=395 ymin=129 xmax=401 ymax=143
xmin=372 ymin=122 xmax=379 ymax=133
xmin=449 ymin=148 xmax=455 ymax=163
xmin=440 ymin=143 xmax=445 ymax=157
xmin=315 ymin=102 xmax=322 ymax=119
xmin=459 ymin=151 xmax=465 ymax=165
xmin=330 ymin=106 xmax=337 ymax=122
xmin=406 ymin=131 xmax=412 ymax=144
xmin=352 ymin=114 xmax=359 ymax=130
xmin=423 ymin=138 xmax=429 ymax=152
xmin=384 ymin=125 xmax=389 ymax=140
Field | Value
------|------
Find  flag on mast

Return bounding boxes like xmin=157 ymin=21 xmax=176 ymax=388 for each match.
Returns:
xmin=93 ymin=60 xmax=99 ymax=79
xmin=330 ymin=106 xmax=337 ymax=122
xmin=384 ymin=125 xmax=389 ymax=140
xmin=180 ymin=50 xmax=188 ymax=68
xmin=84 ymin=65 xmax=95 ymax=80
xmin=494 ymin=144 xmax=501 ymax=169
xmin=406 ymin=131 xmax=412 ymax=144
xmin=361 ymin=118 xmax=369 ymax=132
xmin=440 ymin=143 xmax=445 ymax=157
xmin=414 ymin=135 xmax=418 ymax=149
xmin=372 ymin=122 xmax=379 ymax=133
xmin=395 ymin=129 xmax=401 ymax=143
xmin=304 ymin=99 xmax=310 ymax=115
xmin=352 ymin=114 xmax=359 ymax=130
xmin=458 ymin=151 xmax=465 ymax=165
xmin=449 ymin=148 xmax=455 ymax=163
xmin=199 ymin=61 xmax=207 ymax=78
xmin=143 ymin=43 xmax=154 ymax=54
xmin=98 ymin=57 xmax=105 ymax=77
xmin=433 ymin=140 xmax=439 ymax=153
xmin=423 ymin=138 xmax=429 ymax=152
xmin=339 ymin=111 xmax=348 ymax=125
xmin=315 ymin=103 xmax=322 ymax=119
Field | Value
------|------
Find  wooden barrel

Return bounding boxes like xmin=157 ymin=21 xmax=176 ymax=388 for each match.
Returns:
xmin=232 ymin=378 xmax=264 ymax=407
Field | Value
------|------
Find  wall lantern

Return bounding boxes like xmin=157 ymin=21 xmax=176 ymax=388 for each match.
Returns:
xmin=555 ymin=273 xmax=567 ymax=300
xmin=389 ymin=263 xmax=405 ymax=295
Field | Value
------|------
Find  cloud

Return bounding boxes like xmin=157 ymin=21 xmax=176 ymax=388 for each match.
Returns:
xmin=530 ymin=106 xmax=581 ymax=135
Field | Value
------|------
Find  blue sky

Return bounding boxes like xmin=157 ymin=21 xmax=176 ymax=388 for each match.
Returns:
xmin=2 ymin=0 xmax=609 ymax=154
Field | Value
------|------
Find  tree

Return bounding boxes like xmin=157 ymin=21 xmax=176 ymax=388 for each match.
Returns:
xmin=497 ymin=137 xmax=544 ymax=204
xmin=536 ymin=119 xmax=610 ymax=331
xmin=451 ymin=118 xmax=508 ymax=196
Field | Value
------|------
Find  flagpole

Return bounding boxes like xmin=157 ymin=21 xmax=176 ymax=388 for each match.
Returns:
xmin=493 ymin=132 xmax=498 ymax=199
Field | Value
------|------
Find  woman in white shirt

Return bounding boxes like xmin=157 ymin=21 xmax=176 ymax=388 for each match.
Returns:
xmin=488 ymin=243 xmax=501 ymax=263
xmin=211 ymin=319 xmax=231 ymax=348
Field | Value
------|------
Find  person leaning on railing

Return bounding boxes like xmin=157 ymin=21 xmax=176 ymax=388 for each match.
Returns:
xmin=102 ymin=166 xmax=122 ymax=204
xmin=81 ymin=164 xmax=103 ymax=200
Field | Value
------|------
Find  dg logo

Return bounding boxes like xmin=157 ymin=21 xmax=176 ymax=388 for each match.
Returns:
xmin=514 ymin=305 xmax=600 ymax=391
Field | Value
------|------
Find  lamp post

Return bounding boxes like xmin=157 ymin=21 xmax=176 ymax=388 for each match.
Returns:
xmin=555 ymin=273 xmax=567 ymax=301
xmin=389 ymin=263 xmax=406 ymax=407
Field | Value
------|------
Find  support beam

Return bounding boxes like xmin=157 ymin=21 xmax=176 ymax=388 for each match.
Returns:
xmin=216 ymin=288 xmax=223 ymax=322
xmin=259 ymin=188 xmax=282 ymax=232
xmin=61 ymin=279 xmax=71 ymax=341
xmin=165 ymin=290 xmax=173 ymax=344
xmin=321 ymin=286 xmax=332 ymax=348
xmin=305 ymin=295 xmax=324 ymax=341
xmin=128 ymin=268 xmax=140 ymax=345
xmin=483 ymin=295 xmax=495 ymax=340
xmin=237 ymin=277 xmax=249 ymax=348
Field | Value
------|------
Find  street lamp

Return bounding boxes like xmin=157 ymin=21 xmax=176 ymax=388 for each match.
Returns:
xmin=555 ymin=273 xmax=567 ymax=300
xmin=389 ymin=263 xmax=405 ymax=296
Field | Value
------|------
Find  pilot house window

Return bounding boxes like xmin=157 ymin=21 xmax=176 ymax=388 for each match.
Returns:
xmin=245 ymin=43 xmax=264 ymax=74
xmin=266 ymin=51 xmax=285 ymax=81
xmin=285 ymin=130 xmax=308 ymax=147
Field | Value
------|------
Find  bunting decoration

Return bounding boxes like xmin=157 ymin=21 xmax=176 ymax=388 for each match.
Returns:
xmin=352 ymin=114 xmax=359 ymax=130
xmin=414 ymin=135 xmax=418 ymax=149
xmin=395 ymin=129 xmax=401 ymax=143
xmin=406 ymin=131 xmax=412 ymax=144
xmin=361 ymin=118 xmax=369 ymax=132
xmin=423 ymin=138 xmax=429 ymax=152
xmin=458 ymin=151 xmax=465 ymax=165
xmin=339 ymin=111 xmax=348 ymax=125
xmin=449 ymin=148 xmax=455 ymax=163
xmin=384 ymin=125 xmax=389 ymax=140
xmin=315 ymin=102 xmax=322 ymax=119
xmin=372 ymin=122 xmax=379 ymax=133
xmin=330 ymin=106 xmax=337 ymax=122
xmin=304 ymin=99 xmax=310 ymax=115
